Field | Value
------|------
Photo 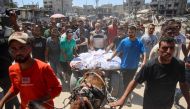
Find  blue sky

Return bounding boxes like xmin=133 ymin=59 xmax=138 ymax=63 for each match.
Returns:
xmin=72 ymin=0 xmax=152 ymax=6
xmin=13 ymin=0 xmax=152 ymax=7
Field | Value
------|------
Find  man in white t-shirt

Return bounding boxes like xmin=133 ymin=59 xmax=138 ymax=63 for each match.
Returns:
xmin=90 ymin=22 xmax=107 ymax=50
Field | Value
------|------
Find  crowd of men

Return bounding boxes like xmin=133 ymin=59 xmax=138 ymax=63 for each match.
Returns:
xmin=1 ymin=11 xmax=190 ymax=109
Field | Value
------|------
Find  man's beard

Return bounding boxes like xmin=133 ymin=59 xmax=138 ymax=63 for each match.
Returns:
xmin=159 ymin=54 xmax=172 ymax=63
xmin=15 ymin=54 xmax=30 ymax=63
xmin=149 ymin=32 xmax=153 ymax=35
xmin=129 ymin=35 xmax=135 ymax=38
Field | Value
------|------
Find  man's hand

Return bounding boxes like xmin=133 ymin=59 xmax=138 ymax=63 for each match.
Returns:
xmin=74 ymin=54 xmax=78 ymax=58
xmin=77 ymin=44 xmax=81 ymax=48
xmin=9 ymin=10 xmax=20 ymax=31
xmin=108 ymin=98 xmax=125 ymax=108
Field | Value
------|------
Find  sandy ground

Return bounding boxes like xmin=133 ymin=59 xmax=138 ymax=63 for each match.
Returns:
xmin=53 ymin=83 xmax=187 ymax=109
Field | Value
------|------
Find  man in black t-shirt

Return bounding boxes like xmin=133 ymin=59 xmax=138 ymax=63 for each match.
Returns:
xmin=31 ymin=25 xmax=46 ymax=62
xmin=0 ymin=13 xmax=20 ymax=108
xmin=74 ymin=19 xmax=89 ymax=54
xmin=109 ymin=37 xmax=190 ymax=109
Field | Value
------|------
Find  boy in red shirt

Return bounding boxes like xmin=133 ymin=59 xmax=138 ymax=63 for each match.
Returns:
xmin=0 ymin=32 xmax=62 ymax=109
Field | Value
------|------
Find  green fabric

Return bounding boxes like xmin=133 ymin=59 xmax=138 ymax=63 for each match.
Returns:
xmin=76 ymin=77 xmax=84 ymax=88
xmin=59 ymin=36 xmax=76 ymax=62
xmin=44 ymin=29 xmax=50 ymax=38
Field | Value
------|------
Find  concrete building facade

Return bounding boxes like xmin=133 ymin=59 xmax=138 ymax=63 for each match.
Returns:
xmin=43 ymin=0 xmax=72 ymax=14
xmin=43 ymin=0 xmax=53 ymax=11
xmin=150 ymin=0 xmax=187 ymax=16
xmin=83 ymin=5 xmax=95 ymax=15
xmin=124 ymin=0 xmax=145 ymax=14
xmin=72 ymin=6 xmax=83 ymax=15
xmin=72 ymin=4 xmax=125 ymax=18
xmin=0 ymin=0 xmax=15 ymax=13
xmin=113 ymin=5 xmax=124 ymax=16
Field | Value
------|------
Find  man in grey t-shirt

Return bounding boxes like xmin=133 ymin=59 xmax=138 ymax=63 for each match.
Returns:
xmin=141 ymin=24 xmax=158 ymax=59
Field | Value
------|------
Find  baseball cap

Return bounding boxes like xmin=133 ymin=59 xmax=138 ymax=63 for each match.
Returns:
xmin=186 ymin=27 xmax=190 ymax=33
xmin=66 ymin=29 xmax=73 ymax=34
xmin=8 ymin=32 xmax=30 ymax=45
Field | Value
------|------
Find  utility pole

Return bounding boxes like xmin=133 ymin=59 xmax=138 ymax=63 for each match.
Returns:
xmin=95 ymin=0 xmax=99 ymax=8
xmin=95 ymin=0 xmax=99 ymax=14
xmin=86 ymin=0 xmax=87 ymax=15
xmin=123 ymin=0 xmax=125 ymax=15
xmin=62 ymin=0 xmax=63 ymax=14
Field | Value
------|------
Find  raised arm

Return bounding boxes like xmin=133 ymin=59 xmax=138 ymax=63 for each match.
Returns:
xmin=9 ymin=11 xmax=20 ymax=31
xmin=179 ymin=82 xmax=190 ymax=109
xmin=0 ymin=86 xmax=19 ymax=109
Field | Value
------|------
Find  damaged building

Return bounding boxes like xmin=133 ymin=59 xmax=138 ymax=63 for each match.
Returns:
xmin=124 ymin=0 xmax=145 ymax=14
xmin=150 ymin=0 xmax=187 ymax=17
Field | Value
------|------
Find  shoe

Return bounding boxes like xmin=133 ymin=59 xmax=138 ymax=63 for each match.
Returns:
xmin=174 ymin=103 xmax=184 ymax=109
xmin=174 ymin=100 xmax=179 ymax=106
xmin=126 ymin=101 xmax=132 ymax=107
xmin=126 ymin=98 xmax=132 ymax=107
xmin=136 ymin=84 xmax=144 ymax=89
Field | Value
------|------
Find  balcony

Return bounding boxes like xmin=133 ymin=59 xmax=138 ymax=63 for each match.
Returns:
xmin=150 ymin=1 xmax=158 ymax=5
xmin=150 ymin=6 xmax=158 ymax=11
xmin=150 ymin=4 xmax=158 ymax=8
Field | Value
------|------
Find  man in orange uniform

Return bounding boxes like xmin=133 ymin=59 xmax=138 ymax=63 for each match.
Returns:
xmin=0 ymin=32 xmax=62 ymax=109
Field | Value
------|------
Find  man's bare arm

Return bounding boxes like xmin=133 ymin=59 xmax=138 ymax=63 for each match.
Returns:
xmin=109 ymin=80 xmax=138 ymax=107
xmin=179 ymin=82 xmax=190 ymax=109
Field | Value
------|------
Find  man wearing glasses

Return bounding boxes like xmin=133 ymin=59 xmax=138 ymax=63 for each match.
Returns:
xmin=0 ymin=32 xmax=62 ymax=109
